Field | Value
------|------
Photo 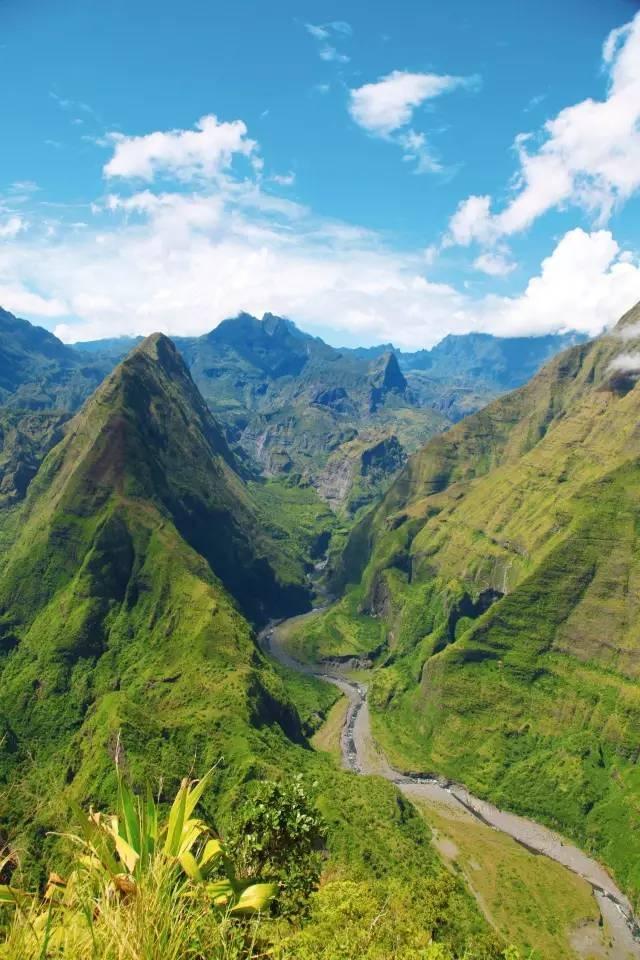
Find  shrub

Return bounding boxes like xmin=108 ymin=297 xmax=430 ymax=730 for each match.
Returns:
xmin=227 ymin=774 xmax=325 ymax=918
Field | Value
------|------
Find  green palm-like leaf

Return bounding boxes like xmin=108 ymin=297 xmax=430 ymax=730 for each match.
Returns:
xmin=229 ymin=882 xmax=277 ymax=915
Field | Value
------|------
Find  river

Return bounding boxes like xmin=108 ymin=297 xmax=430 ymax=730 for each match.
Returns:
xmin=259 ymin=609 xmax=640 ymax=959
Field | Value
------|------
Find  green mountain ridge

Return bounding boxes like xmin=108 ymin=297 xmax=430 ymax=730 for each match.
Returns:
xmin=0 ymin=307 xmax=108 ymax=411
xmin=0 ymin=331 xmax=502 ymax=959
xmin=75 ymin=313 xmax=585 ymax=513
xmin=329 ymin=300 xmax=640 ymax=905
xmin=0 ymin=333 xmax=311 ymax=848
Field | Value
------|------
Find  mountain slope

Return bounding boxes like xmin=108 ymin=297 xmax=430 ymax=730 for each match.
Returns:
xmin=332 ymin=301 xmax=640 ymax=904
xmin=0 ymin=334 xmax=502 ymax=958
xmin=0 ymin=307 xmax=107 ymax=410
xmin=175 ymin=313 xmax=440 ymax=507
xmin=0 ymin=334 xmax=310 ymax=850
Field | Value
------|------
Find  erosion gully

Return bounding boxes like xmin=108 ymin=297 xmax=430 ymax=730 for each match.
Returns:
xmin=259 ymin=607 xmax=640 ymax=959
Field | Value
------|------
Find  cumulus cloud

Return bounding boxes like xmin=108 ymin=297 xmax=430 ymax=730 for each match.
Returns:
xmin=479 ymin=229 xmax=640 ymax=338
xmin=448 ymin=11 xmax=640 ymax=245
xmin=3 ymin=187 xmax=638 ymax=349
xmin=103 ymin=114 xmax=258 ymax=182
xmin=446 ymin=195 xmax=493 ymax=247
xmin=0 ymin=284 xmax=67 ymax=317
xmin=349 ymin=70 xmax=477 ymax=173
xmin=349 ymin=70 xmax=472 ymax=136
xmin=2 ymin=110 xmax=639 ymax=348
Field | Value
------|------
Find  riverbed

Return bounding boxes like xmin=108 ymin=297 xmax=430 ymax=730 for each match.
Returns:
xmin=259 ymin=610 xmax=640 ymax=959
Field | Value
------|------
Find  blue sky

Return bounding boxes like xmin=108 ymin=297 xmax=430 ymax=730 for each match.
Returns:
xmin=1 ymin=0 xmax=640 ymax=347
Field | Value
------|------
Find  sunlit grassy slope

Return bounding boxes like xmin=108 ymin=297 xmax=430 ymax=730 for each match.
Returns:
xmin=328 ymin=302 xmax=640 ymax=906
xmin=0 ymin=334 xmax=310 ymax=864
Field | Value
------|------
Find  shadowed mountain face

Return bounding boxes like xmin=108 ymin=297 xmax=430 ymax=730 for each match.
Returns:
xmin=334 ymin=301 xmax=640 ymax=903
xmin=0 ymin=307 xmax=109 ymax=411
xmin=0 ymin=333 xmax=311 ymax=857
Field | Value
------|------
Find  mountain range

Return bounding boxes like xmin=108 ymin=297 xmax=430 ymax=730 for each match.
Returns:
xmin=3 ymin=295 xmax=640 ymax=955
xmin=0 ymin=305 xmax=583 ymax=516
xmin=0 ymin=323 xmax=508 ymax=958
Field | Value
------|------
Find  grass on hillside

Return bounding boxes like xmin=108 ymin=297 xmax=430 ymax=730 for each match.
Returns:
xmin=248 ymin=478 xmax=338 ymax=585
xmin=310 ymin=696 xmax=349 ymax=761
xmin=282 ymin=589 xmax=386 ymax=664
xmin=410 ymin=796 xmax=602 ymax=960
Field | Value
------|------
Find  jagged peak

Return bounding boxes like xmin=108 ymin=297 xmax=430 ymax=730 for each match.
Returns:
xmin=371 ymin=350 xmax=407 ymax=392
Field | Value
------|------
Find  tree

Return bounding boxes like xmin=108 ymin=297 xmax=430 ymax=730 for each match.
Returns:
xmin=228 ymin=775 xmax=325 ymax=918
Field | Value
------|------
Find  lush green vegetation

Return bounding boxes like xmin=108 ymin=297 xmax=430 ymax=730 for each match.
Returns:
xmin=248 ymin=477 xmax=338 ymax=586
xmin=411 ymin=796 xmax=602 ymax=960
xmin=330 ymin=302 xmax=640 ymax=908
xmin=0 ymin=768 xmax=301 ymax=958
xmin=3 ymin=303 xmax=637 ymax=953
xmin=282 ymin=586 xmax=386 ymax=664
xmin=1 ymin=758 xmax=514 ymax=960
xmin=0 ymin=333 xmax=511 ymax=958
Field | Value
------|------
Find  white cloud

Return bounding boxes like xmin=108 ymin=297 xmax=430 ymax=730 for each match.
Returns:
xmin=271 ymin=171 xmax=296 ymax=186
xmin=608 ymin=352 xmax=640 ymax=372
xmin=349 ymin=70 xmax=478 ymax=173
xmin=3 ymin=112 xmax=639 ymax=348
xmin=305 ymin=23 xmax=329 ymax=41
xmin=473 ymin=251 xmax=516 ymax=276
xmin=479 ymin=229 xmax=640 ymax=338
xmin=397 ymin=129 xmax=442 ymax=174
xmin=446 ymin=195 xmax=493 ymax=246
xmin=305 ymin=21 xmax=351 ymax=63
xmin=0 ymin=216 xmax=25 ymax=239
xmin=615 ymin=319 xmax=640 ymax=341
xmin=349 ymin=70 xmax=472 ymax=136
xmin=103 ymin=114 xmax=257 ymax=182
xmin=449 ymin=11 xmax=640 ymax=245
xmin=3 ymin=184 xmax=638 ymax=350
xmin=0 ymin=284 xmax=67 ymax=317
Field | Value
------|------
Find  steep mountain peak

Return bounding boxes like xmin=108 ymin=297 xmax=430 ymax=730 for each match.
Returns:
xmin=128 ymin=330 xmax=190 ymax=379
xmin=8 ymin=331 xmax=307 ymax=637
xmin=369 ymin=351 xmax=408 ymax=411
xmin=203 ymin=311 xmax=319 ymax=378
xmin=375 ymin=351 xmax=407 ymax=391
